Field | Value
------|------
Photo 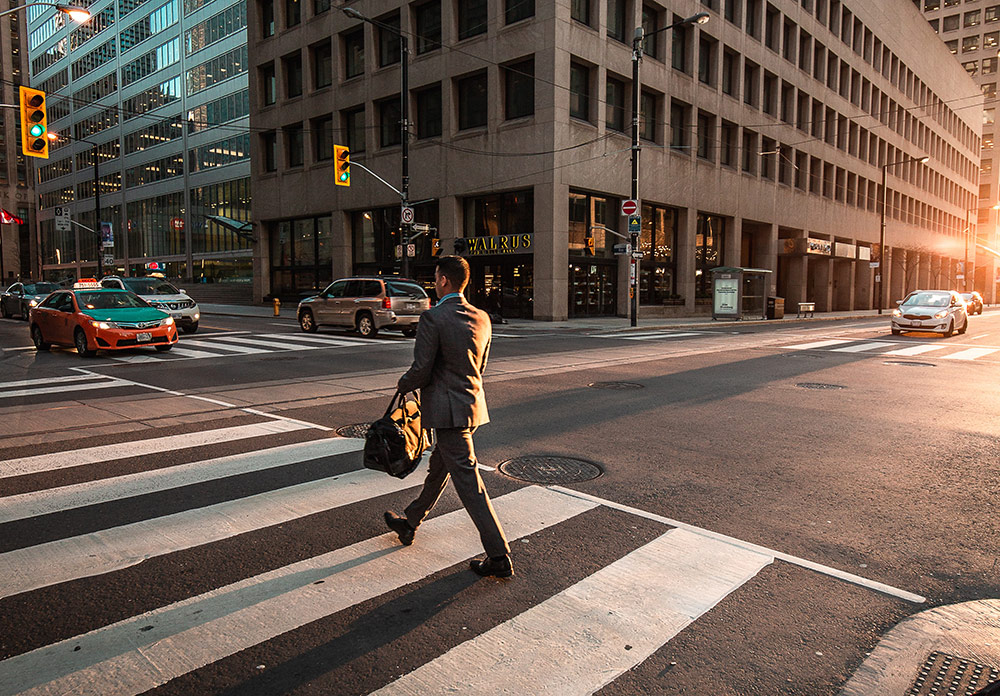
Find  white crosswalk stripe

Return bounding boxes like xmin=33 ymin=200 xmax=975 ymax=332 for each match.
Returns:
xmin=782 ymin=338 xmax=1000 ymax=361
xmin=595 ymin=331 xmax=707 ymax=341
xmin=785 ymin=339 xmax=854 ymax=350
xmin=830 ymin=341 xmax=896 ymax=353
xmin=0 ymin=374 xmax=131 ymax=400
xmin=883 ymin=344 xmax=949 ymax=357
xmin=938 ymin=347 xmax=1000 ymax=361
xmin=103 ymin=331 xmax=383 ymax=362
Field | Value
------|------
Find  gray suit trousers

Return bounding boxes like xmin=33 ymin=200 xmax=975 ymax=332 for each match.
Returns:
xmin=404 ymin=427 xmax=510 ymax=559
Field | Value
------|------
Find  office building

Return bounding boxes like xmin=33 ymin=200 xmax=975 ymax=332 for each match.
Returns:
xmin=250 ymin=0 xmax=980 ymax=319
xmin=27 ymin=0 xmax=253 ymax=292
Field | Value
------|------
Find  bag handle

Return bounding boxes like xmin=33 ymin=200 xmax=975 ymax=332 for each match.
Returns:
xmin=383 ymin=390 xmax=421 ymax=419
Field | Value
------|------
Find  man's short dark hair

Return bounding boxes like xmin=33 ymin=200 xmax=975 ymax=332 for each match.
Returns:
xmin=436 ymin=255 xmax=470 ymax=291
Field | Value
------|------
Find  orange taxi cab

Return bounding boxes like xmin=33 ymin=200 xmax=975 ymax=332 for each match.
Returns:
xmin=28 ymin=279 xmax=179 ymax=357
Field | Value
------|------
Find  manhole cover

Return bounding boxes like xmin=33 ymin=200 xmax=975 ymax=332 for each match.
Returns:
xmin=589 ymin=382 xmax=644 ymax=390
xmin=498 ymin=456 xmax=603 ymax=484
xmin=884 ymin=361 xmax=936 ymax=368
xmin=336 ymin=423 xmax=370 ymax=439
xmin=907 ymin=651 xmax=999 ymax=695
xmin=796 ymin=382 xmax=847 ymax=390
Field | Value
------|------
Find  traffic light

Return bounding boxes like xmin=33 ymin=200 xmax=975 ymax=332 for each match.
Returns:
xmin=19 ymin=86 xmax=48 ymax=159
xmin=431 ymin=238 xmax=441 ymax=256
xmin=334 ymin=144 xmax=350 ymax=186
xmin=585 ymin=232 xmax=595 ymax=256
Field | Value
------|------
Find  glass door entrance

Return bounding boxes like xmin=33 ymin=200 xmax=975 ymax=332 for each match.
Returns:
xmin=569 ymin=261 xmax=617 ymax=316
xmin=467 ymin=257 xmax=534 ymax=319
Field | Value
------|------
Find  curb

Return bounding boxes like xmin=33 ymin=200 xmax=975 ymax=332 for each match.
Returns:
xmin=840 ymin=600 xmax=1000 ymax=696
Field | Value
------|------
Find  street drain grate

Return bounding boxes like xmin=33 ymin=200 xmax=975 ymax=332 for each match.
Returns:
xmin=906 ymin=651 xmax=999 ymax=696
xmin=336 ymin=423 xmax=371 ymax=439
xmin=589 ymin=382 xmax=645 ymax=390
xmin=796 ymin=382 xmax=847 ymax=390
xmin=884 ymin=360 xmax=936 ymax=368
xmin=498 ymin=456 xmax=603 ymax=484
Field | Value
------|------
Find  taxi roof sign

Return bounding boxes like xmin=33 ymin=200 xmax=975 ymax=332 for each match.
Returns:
xmin=73 ymin=279 xmax=101 ymax=288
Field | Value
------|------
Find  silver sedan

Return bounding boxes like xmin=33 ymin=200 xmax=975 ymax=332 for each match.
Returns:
xmin=891 ymin=290 xmax=969 ymax=337
xmin=0 ymin=281 xmax=61 ymax=320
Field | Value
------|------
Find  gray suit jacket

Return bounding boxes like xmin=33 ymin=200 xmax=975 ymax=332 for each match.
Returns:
xmin=397 ymin=295 xmax=491 ymax=429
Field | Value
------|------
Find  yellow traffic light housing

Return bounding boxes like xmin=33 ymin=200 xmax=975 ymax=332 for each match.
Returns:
xmin=585 ymin=232 xmax=595 ymax=256
xmin=334 ymin=144 xmax=350 ymax=186
xmin=19 ymin=86 xmax=49 ymax=159
xmin=431 ymin=238 xmax=441 ymax=256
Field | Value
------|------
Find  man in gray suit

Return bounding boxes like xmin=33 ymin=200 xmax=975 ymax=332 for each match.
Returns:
xmin=384 ymin=256 xmax=512 ymax=578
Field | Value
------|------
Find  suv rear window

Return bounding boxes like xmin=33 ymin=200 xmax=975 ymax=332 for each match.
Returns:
xmin=386 ymin=281 xmax=428 ymax=298
xmin=123 ymin=278 xmax=180 ymax=295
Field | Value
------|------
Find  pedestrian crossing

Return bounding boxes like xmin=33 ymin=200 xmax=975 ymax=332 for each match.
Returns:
xmin=106 ymin=332 xmax=382 ymax=363
xmin=783 ymin=337 xmax=1000 ymax=361
xmin=0 ymin=412 xmax=919 ymax=696
xmin=594 ymin=330 xmax=711 ymax=341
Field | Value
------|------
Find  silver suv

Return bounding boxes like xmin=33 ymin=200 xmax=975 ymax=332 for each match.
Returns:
xmin=297 ymin=277 xmax=430 ymax=338
xmin=100 ymin=276 xmax=200 ymax=333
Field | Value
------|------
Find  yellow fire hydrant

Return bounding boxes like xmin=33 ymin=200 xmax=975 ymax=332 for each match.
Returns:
xmin=273 ymin=297 xmax=281 ymax=316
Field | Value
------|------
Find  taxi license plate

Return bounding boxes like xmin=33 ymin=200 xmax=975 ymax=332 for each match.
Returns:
xmin=137 ymin=332 xmax=152 ymax=342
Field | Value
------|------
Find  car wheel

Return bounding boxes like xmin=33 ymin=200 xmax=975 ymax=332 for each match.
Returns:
xmin=958 ymin=317 xmax=968 ymax=335
xmin=943 ymin=321 xmax=954 ymax=338
xmin=181 ymin=322 xmax=198 ymax=334
xmin=402 ymin=327 xmax=417 ymax=338
xmin=19 ymin=303 xmax=29 ymax=320
xmin=75 ymin=329 xmax=96 ymax=357
xmin=356 ymin=312 xmax=378 ymax=338
xmin=0 ymin=302 xmax=8 ymax=319
xmin=299 ymin=309 xmax=317 ymax=333
xmin=891 ymin=328 xmax=901 ymax=335
xmin=31 ymin=325 xmax=50 ymax=351
xmin=155 ymin=344 xmax=173 ymax=352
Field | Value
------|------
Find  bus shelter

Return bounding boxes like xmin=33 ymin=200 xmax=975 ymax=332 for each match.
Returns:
xmin=711 ymin=267 xmax=773 ymax=320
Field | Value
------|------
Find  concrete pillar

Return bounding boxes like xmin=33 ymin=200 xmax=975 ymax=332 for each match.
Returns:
xmin=727 ymin=216 xmax=742 ymax=269
xmin=889 ymin=247 xmax=906 ymax=306
xmin=678 ymin=207 xmax=698 ymax=312
xmin=854 ymin=255 xmax=872 ymax=309
xmin=533 ymin=181 xmax=568 ymax=320
xmin=331 ymin=210 xmax=352 ymax=280
xmin=783 ymin=229 xmax=808 ymax=307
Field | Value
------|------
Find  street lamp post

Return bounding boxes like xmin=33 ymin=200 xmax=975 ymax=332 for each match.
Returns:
xmin=878 ymin=154 xmax=929 ymax=314
xmin=630 ymin=12 xmax=709 ymax=326
xmin=342 ymin=7 xmax=412 ymax=279
xmin=0 ymin=3 xmax=91 ymax=21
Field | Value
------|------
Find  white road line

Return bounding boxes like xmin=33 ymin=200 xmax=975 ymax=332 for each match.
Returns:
xmin=156 ymin=346 xmax=230 ymax=360
xmin=0 ymin=379 xmax=129 ymax=400
xmin=0 ymin=374 xmax=114 ymax=389
xmin=883 ymin=344 xmax=949 ymax=357
xmin=549 ymin=486 xmax=925 ymax=604
xmin=785 ymin=339 xmax=854 ymax=350
xmin=618 ymin=332 xmax=703 ymax=341
xmin=259 ymin=333 xmax=372 ymax=346
xmin=0 ymin=487 xmax=596 ymax=696
xmin=830 ymin=341 xmax=896 ymax=353
xmin=371 ymin=528 xmax=771 ymax=696
xmin=201 ymin=335 xmax=328 ymax=351
xmin=0 ymin=439 xmax=361 ymax=524
xmin=596 ymin=331 xmax=702 ymax=340
xmin=0 ymin=455 xmax=435 ymax=600
xmin=176 ymin=340 xmax=268 ymax=354
xmin=969 ymin=333 xmax=990 ymax=340
xmin=938 ymin=347 xmax=1000 ymax=361
xmin=0 ymin=420 xmax=310 ymax=480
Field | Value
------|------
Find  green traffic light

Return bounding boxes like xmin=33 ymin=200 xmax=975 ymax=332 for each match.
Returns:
xmin=340 ymin=172 xmax=349 ymax=182
xmin=29 ymin=123 xmax=45 ymax=138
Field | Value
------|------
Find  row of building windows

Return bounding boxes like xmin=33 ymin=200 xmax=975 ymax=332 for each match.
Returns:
xmin=123 ymin=76 xmax=182 ymax=120
xmin=70 ymin=6 xmax=116 ymax=50
xmin=125 ymin=153 xmax=184 ymax=187
xmin=124 ymin=116 xmax=184 ymax=153
xmin=186 ymin=45 xmax=247 ymax=95
xmin=73 ymin=72 xmax=118 ymax=107
xmin=188 ymin=88 xmax=250 ymax=131
xmin=74 ymin=106 xmax=119 ymax=140
xmin=922 ymin=0 xmax=995 ymax=10
xmin=120 ymin=0 xmax=179 ymax=54
xmin=71 ymin=38 xmax=116 ymax=81
xmin=38 ymin=156 xmax=73 ymax=184
xmin=926 ymin=6 xmax=1000 ymax=31
xmin=188 ymin=133 xmax=250 ymax=171
xmin=185 ymin=0 xmax=246 ymax=56
xmin=122 ymin=36 xmax=181 ymax=87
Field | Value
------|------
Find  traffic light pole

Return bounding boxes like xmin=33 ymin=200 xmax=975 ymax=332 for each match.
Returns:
xmin=630 ymin=29 xmax=642 ymax=328
xmin=399 ymin=34 xmax=412 ymax=280
xmin=94 ymin=143 xmax=102 ymax=278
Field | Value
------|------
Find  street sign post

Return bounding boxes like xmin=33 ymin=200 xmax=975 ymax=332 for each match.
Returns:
xmin=613 ymin=243 xmax=632 ymax=255
xmin=171 ymin=217 xmax=185 ymax=231
xmin=100 ymin=222 xmax=114 ymax=248
xmin=103 ymin=254 xmax=114 ymax=267
xmin=54 ymin=206 xmax=71 ymax=232
xmin=628 ymin=215 xmax=641 ymax=234
xmin=621 ymin=199 xmax=638 ymax=217
xmin=407 ymin=243 xmax=415 ymax=257
xmin=412 ymin=222 xmax=430 ymax=233
xmin=401 ymin=206 xmax=414 ymax=224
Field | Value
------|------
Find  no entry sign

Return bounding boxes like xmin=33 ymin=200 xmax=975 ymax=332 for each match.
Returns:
xmin=621 ymin=199 xmax=638 ymax=216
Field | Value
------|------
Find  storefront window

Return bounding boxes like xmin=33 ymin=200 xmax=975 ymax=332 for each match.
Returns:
xmin=351 ymin=202 xmax=439 ymax=278
xmin=269 ymin=214 xmax=334 ymax=295
xmin=568 ymin=190 xmax=618 ymax=316
xmin=640 ymin=202 xmax=677 ymax=304
xmin=696 ymin=213 xmax=726 ymax=297
xmin=463 ymin=189 xmax=533 ymax=237
xmin=569 ymin=191 xmax=617 ymax=255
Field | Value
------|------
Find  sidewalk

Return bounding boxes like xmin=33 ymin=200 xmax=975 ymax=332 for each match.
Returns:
xmin=200 ymin=302 xmax=893 ymax=332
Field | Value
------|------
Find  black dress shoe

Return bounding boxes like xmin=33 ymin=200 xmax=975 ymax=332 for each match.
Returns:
xmin=470 ymin=555 xmax=513 ymax=578
xmin=384 ymin=511 xmax=414 ymax=546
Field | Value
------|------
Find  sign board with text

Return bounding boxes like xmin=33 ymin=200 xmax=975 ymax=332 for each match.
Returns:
xmin=54 ymin=206 xmax=71 ymax=232
xmin=100 ymin=222 xmax=114 ymax=248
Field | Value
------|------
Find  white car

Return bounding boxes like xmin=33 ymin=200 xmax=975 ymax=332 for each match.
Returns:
xmin=891 ymin=290 xmax=968 ymax=337
xmin=100 ymin=276 xmax=200 ymax=333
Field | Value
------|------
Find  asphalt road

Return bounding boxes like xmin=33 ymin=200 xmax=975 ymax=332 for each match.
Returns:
xmin=0 ymin=308 xmax=998 ymax=695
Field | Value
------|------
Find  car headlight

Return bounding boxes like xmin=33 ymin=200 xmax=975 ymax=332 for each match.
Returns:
xmin=193 ymin=312 xmax=200 ymax=320
xmin=90 ymin=320 xmax=117 ymax=329
xmin=161 ymin=316 xmax=175 ymax=326
xmin=934 ymin=310 xmax=949 ymax=319
xmin=892 ymin=309 xmax=902 ymax=317
xmin=28 ymin=299 xmax=38 ymax=307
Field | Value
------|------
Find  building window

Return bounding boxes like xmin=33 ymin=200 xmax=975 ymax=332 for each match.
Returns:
xmin=763 ymin=72 xmax=777 ymax=115
xmin=720 ymin=120 xmax=736 ymax=166
xmin=985 ymin=57 xmax=999 ymax=73
xmin=569 ymin=62 xmax=591 ymax=121
xmin=416 ymin=83 xmax=442 ymax=138
xmin=378 ymin=13 xmax=401 ymax=67
xmin=314 ymin=115 xmax=333 ymax=160
xmin=669 ymin=99 xmax=689 ymax=150
xmin=721 ymin=48 xmax=737 ymax=96
xmin=984 ymin=82 xmax=998 ymax=99
xmin=640 ymin=91 xmax=657 ymax=142
xmin=745 ymin=0 xmax=760 ymax=38
xmin=725 ymin=0 xmax=739 ymax=24
xmin=964 ymin=60 xmax=979 ymax=76
xmin=943 ymin=14 xmax=959 ymax=31
xmin=261 ymin=0 xmax=274 ymax=37
xmin=639 ymin=203 xmax=677 ymax=304
xmin=643 ymin=5 xmax=659 ymax=58
xmin=743 ymin=60 xmax=759 ymax=106
xmin=313 ymin=42 xmax=332 ymax=89
xmin=695 ymin=214 xmax=725 ymax=298
xmin=457 ymin=72 xmax=488 ymax=129
xmin=343 ymin=29 xmax=364 ymax=79
xmin=262 ymin=131 xmax=276 ymax=171
xmin=606 ymin=75 xmax=625 ymax=132
xmin=379 ymin=97 xmax=402 ymax=146
xmin=458 ymin=0 xmax=488 ymax=39
xmin=928 ymin=17 xmax=938 ymax=32
xmin=415 ymin=0 xmax=441 ymax=54
xmin=698 ymin=35 xmax=716 ymax=85
xmin=342 ymin=106 xmax=365 ymax=152
xmin=742 ymin=129 xmax=757 ymax=173
xmin=504 ymin=58 xmax=535 ymax=120
xmin=986 ymin=31 xmax=999 ymax=49
xmin=988 ymin=5 xmax=1000 ymax=22
xmin=607 ymin=0 xmax=626 ymax=42
xmin=924 ymin=0 xmax=939 ymax=8
xmin=285 ymin=124 xmax=304 ymax=166
xmin=697 ymin=111 xmax=714 ymax=161
xmin=314 ymin=0 xmax=329 ymax=14
xmin=672 ymin=17 xmax=691 ymax=71
xmin=284 ymin=52 xmax=302 ymax=98
xmin=260 ymin=62 xmax=276 ymax=105
xmin=571 ymin=0 xmax=590 ymax=26
xmin=760 ymin=137 xmax=775 ymax=179
xmin=966 ymin=10 xmax=981 ymax=27
xmin=464 ymin=189 xmax=533 ymax=238
xmin=945 ymin=39 xmax=958 ymax=54
xmin=963 ymin=35 xmax=980 ymax=52
xmin=285 ymin=0 xmax=299 ymax=27
xmin=506 ymin=0 xmax=534 ymax=24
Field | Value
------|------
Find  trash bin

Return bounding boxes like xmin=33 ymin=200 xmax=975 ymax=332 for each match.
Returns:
xmin=767 ymin=297 xmax=785 ymax=319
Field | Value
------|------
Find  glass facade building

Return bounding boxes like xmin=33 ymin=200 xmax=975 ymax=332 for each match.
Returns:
xmin=28 ymin=0 xmax=252 ymax=286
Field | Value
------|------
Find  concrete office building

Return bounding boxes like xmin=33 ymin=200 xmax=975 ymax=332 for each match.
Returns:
xmin=1 ymin=1 xmax=39 ymax=283
xmin=249 ymin=0 xmax=979 ymax=320
xmin=27 ymin=0 xmax=253 ymax=292
xmin=920 ymin=0 xmax=1000 ymax=302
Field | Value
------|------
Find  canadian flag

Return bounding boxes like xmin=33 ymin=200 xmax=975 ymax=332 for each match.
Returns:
xmin=0 ymin=209 xmax=24 ymax=225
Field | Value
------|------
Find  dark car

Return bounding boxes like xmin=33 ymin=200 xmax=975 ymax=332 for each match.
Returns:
xmin=960 ymin=291 xmax=984 ymax=315
xmin=0 ymin=281 xmax=62 ymax=320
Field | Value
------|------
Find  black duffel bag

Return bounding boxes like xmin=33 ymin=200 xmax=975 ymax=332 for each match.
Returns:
xmin=363 ymin=391 xmax=429 ymax=479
